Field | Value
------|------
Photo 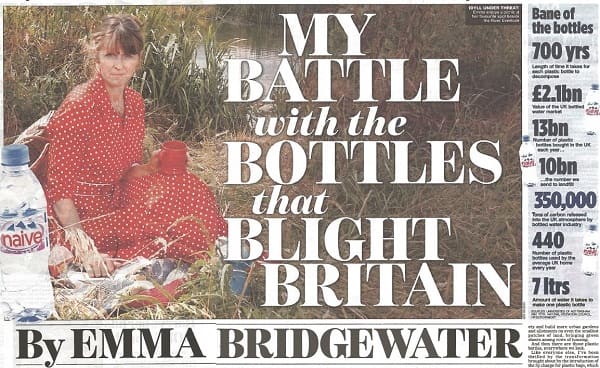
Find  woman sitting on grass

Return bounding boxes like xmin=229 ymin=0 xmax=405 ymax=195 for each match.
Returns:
xmin=45 ymin=14 xmax=226 ymax=277
xmin=116 ymin=141 xmax=227 ymax=263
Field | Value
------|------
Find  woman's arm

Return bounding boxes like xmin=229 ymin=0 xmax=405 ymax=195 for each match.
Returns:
xmin=53 ymin=198 xmax=83 ymax=229
xmin=45 ymin=100 xmax=89 ymax=206
xmin=53 ymin=199 xmax=116 ymax=277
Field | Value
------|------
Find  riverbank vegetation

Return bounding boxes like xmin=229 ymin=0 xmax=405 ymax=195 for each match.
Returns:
xmin=4 ymin=5 xmax=521 ymax=320
xmin=4 ymin=6 xmax=254 ymax=140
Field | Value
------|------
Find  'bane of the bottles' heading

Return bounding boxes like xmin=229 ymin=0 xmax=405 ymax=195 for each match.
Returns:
xmin=223 ymin=13 xmax=511 ymax=308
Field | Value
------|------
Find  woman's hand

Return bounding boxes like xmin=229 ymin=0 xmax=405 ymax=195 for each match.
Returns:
xmin=61 ymin=228 xmax=117 ymax=278
xmin=121 ymin=150 xmax=160 ymax=182
xmin=83 ymin=253 xmax=116 ymax=278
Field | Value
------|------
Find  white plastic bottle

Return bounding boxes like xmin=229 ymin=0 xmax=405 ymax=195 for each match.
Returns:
xmin=0 ymin=144 xmax=54 ymax=321
xmin=584 ymin=84 xmax=600 ymax=135
xmin=519 ymin=135 xmax=538 ymax=187
xmin=582 ymin=224 xmax=598 ymax=276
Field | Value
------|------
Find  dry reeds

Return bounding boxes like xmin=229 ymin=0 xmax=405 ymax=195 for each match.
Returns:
xmin=9 ymin=5 xmax=522 ymax=320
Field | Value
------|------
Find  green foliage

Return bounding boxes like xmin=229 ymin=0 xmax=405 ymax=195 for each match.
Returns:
xmin=135 ymin=25 xmax=253 ymax=139
xmin=3 ymin=7 xmax=89 ymax=136
xmin=7 ymin=4 xmax=522 ymax=320
xmin=3 ymin=6 xmax=253 ymax=140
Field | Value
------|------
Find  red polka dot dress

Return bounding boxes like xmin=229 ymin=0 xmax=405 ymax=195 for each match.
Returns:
xmin=114 ymin=171 xmax=228 ymax=263
xmin=45 ymin=74 xmax=145 ymax=252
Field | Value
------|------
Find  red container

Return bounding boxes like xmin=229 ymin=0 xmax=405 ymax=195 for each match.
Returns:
xmin=158 ymin=140 xmax=188 ymax=175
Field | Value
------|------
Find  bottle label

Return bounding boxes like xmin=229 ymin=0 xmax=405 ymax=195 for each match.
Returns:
xmin=586 ymin=106 xmax=599 ymax=116
xmin=520 ymin=155 xmax=536 ymax=168
xmin=583 ymin=245 xmax=598 ymax=257
xmin=0 ymin=211 xmax=48 ymax=254
xmin=585 ymin=100 xmax=599 ymax=116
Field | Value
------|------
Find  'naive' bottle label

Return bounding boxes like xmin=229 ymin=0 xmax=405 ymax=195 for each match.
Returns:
xmin=0 ymin=212 xmax=48 ymax=254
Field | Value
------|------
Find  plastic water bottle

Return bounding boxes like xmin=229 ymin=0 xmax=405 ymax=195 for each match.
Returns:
xmin=582 ymin=224 xmax=598 ymax=276
xmin=0 ymin=144 xmax=54 ymax=321
xmin=215 ymin=237 xmax=252 ymax=297
xmin=519 ymin=135 xmax=538 ymax=187
xmin=229 ymin=258 xmax=253 ymax=297
xmin=584 ymin=84 xmax=600 ymax=135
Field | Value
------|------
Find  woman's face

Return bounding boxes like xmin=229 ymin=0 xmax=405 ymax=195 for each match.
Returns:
xmin=96 ymin=46 xmax=140 ymax=90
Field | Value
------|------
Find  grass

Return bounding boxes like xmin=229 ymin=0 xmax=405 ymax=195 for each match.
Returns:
xmin=3 ymin=6 xmax=252 ymax=141
xmin=6 ymin=5 xmax=521 ymax=320
xmin=218 ymin=113 xmax=522 ymax=320
xmin=55 ymin=255 xmax=311 ymax=320
xmin=134 ymin=24 xmax=255 ymax=139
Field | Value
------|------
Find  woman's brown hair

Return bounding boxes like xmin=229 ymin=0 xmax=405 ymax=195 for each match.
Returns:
xmin=89 ymin=14 xmax=144 ymax=58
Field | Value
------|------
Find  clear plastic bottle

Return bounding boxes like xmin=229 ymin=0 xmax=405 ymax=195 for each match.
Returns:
xmin=584 ymin=84 xmax=600 ymax=136
xmin=582 ymin=224 xmax=598 ymax=276
xmin=215 ymin=237 xmax=252 ymax=297
xmin=0 ymin=144 xmax=54 ymax=321
xmin=519 ymin=135 xmax=538 ymax=187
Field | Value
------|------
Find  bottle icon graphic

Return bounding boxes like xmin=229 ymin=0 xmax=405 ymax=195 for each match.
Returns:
xmin=519 ymin=135 xmax=538 ymax=187
xmin=582 ymin=224 xmax=598 ymax=276
xmin=584 ymin=84 xmax=600 ymax=136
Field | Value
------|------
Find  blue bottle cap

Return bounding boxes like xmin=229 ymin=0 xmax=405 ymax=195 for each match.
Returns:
xmin=1 ymin=144 xmax=30 ymax=166
xmin=592 ymin=84 xmax=599 ymax=90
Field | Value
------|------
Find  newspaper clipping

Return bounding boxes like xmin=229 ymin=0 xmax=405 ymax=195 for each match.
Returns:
xmin=0 ymin=1 xmax=598 ymax=367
